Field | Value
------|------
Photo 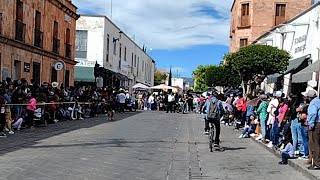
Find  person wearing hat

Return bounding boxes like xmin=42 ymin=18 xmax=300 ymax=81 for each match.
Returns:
xmin=305 ymin=89 xmax=320 ymax=170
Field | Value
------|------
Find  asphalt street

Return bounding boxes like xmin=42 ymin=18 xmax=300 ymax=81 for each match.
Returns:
xmin=0 ymin=111 xmax=310 ymax=180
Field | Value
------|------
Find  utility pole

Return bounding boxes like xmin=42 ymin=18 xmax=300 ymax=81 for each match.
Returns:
xmin=110 ymin=0 xmax=113 ymax=19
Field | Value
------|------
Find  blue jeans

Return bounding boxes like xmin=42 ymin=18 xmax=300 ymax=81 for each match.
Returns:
xmin=14 ymin=106 xmax=22 ymax=116
xmin=270 ymin=119 xmax=280 ymax=145
xmin=300 ymin=125 xmax=309 ymax=156
xmin=260 ymin=117 xmax=267 ymax=137
xmin=291 ymin=118 xmax=302 ymax=152
xmin=281 ymin=151 xmax=291 ymax=164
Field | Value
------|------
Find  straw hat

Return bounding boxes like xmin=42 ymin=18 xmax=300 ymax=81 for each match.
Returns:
xmin=52 ymin=82 xmax=59 ymax=88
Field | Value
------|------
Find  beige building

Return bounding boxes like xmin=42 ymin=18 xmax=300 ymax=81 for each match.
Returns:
xmin=229 ymin=0 xmax=312 ymax=52
xmin=0 ymin=0 xmax=79 ymax=86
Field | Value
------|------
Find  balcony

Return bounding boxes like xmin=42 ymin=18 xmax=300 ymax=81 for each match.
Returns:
xmin=65 ymin=43 xmax=71 ymax=58
xmin=52 ymin=37 xmax=60 ymax=54
xmin=34 ymin=29 xmax=43 ymax=48
xmin=15 ymin=20 xmax=26 ymax=42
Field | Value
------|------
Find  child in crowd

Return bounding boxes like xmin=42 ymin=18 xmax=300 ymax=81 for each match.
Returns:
xmin=278 ymin=138 xmax=294 ymax=165
xmin=239 ymin=114 xmax=257 ymax=138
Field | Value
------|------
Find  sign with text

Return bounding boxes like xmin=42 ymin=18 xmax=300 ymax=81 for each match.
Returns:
xmin=290 ymin=25 xmax=309 ymax=57
xmin=76 ymin=59 xmax=102 ymax=67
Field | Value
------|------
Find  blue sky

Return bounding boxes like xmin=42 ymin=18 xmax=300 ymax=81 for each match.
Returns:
xmin=73 ymin=0 xmax=233 ymax=77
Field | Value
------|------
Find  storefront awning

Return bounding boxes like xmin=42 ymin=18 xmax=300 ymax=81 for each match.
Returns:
xmin=292 ymin=60 xmax=320 ymax=83
xmin=74 ymin=66 xmax=95 ymax=82
xmin=267 ymin=55 xmax=310 ymax=84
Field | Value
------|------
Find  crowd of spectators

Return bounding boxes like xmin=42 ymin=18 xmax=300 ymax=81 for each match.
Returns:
xmin=197 ymin=87 xmax=320 ymax=170
xmin=0 ymin=77 xmax=138 ymax=138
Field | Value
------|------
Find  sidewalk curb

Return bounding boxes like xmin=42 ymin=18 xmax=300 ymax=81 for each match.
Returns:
xmin=250 ymin=137 xmax=320 ymax=180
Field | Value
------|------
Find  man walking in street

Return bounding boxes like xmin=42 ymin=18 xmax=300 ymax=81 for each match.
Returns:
xmin=117 ymin=90 xmax=126 ymax=114
xmin=305 ymin=89 xmax=320 ymax=170
xmin=166 ymin=92 xmax=175 ymax=113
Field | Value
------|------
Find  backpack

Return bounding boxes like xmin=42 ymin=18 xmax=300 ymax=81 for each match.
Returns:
xmin=207 ymin=99 xmax=219 ymax=119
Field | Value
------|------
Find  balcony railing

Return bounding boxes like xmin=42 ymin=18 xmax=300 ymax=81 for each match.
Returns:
xmin=15 ymin=20 xmax=26 ymax=42
xmin=52 ymin=37 xmax=60 ymax=54
xmin=34 ymin=29 xmax=43 ymax=48
xmin=65 ymin=43 xmax=71 ymax=58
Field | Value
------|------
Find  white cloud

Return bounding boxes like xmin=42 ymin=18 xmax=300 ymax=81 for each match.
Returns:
xmin=72 ymin=0 xmax=233 ymax=50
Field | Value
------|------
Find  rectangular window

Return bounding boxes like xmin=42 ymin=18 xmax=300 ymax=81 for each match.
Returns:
xmin=137 ymin=57 xmax=140 ymax=76
xmin=35 ymin=11 xmax=41 ymax=30
xmin=119 ymin=43 xmax=122 ymax=69
xmin=65 ymin=28 xmax=71 ymax=58
xmin=240 ymin=3 xmax=250 ymax=27
xmin=107 ymin=34 xmax=110 ymax=52
xmin=0 ymin=13 xmax=3 ymax=35
xmin=14 ymin=60 xmax=21 ymax=80
xmin=275 ymin=4 xmax=286 ymax=26
xmin=113 ymin=39 xmax=117 ymax=55
xmin=134 ymin=55 xmax=136 ymax=67
xmin=16 ymin=0 xmax=23 ymax=21
xmin=34 ymin=11 xmax=42 ymax=48
xmin=240 ymin=38 xmax=248 ymax=47
xmin=75 ymin=30 xmax=88 ymax=59
xmin=124 ymin=47 xmax=127 ymax=61
xmin=65 ymin=70 xmax=70 ymax=87
xmin=32 ymin=62 xmax=41 ymax=85
xmin=51 ymin=66 xmax=57 ymax=82
xmin=52 ymin=21 xmax=59 ymax=54
xmin=142 ymin=61 xmax=144 ymax=71
xmin=119 ymin=43 xmax=122 ymax=59
xmin=53 ymin=21 xmax=58 ymax=38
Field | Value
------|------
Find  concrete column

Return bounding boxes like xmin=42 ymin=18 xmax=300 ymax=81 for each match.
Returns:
xmin=283 ymin=73 xmax=292 ymax=97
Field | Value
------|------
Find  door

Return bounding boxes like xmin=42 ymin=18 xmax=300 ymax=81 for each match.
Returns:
xmin=32 ymin=62 xmax=41 ymax=84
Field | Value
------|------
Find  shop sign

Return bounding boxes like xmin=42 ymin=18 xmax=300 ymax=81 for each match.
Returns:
xmin=24 ymin=62 xmax=30 ymax=72
xmin=76 ymin=59 xmax=99 ymax=67
xmin=290 ymin=25 xmax=309 ymax=56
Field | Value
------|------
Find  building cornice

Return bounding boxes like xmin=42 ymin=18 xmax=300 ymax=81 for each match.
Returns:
xmin=0 ymin=36 xmax=77 ymax=65
xmin=48 ymin=0 xmax=80 ymax=20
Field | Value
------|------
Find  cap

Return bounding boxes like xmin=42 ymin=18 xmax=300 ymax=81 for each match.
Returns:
xmin=275 ymin=91 xmax=282 ymax=97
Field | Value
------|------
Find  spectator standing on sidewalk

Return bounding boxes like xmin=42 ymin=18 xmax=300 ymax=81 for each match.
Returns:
xmin=305 ymin=89 xmax=320 ymax=170
xmin=26 ymin=93 xmax=36 ymax=128
xmin=256 ymin=94 xmax=269 ymax=142
xmin=166 ymin=92 xmax=175 ymax=113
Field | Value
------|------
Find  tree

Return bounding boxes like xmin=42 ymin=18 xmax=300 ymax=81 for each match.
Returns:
xmin=205 ymin=65 xmax=241 ymax=88
xmin=224 ymin=44 xmax=290 ymax=93
xmin=154 ymin=69 xmax=168 ymax=85
xmin=193 ymin=65 xmax=209 ymax=92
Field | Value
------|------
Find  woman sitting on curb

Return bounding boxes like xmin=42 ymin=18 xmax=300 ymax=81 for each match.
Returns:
xmin=278 ymin=138 xmax=294 ymax=165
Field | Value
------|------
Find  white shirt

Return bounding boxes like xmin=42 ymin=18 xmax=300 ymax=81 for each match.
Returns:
xmin=168 ymin=95 xmax=175 ymax=102
xmin=117 ymin=93 xmax=126 ymax=104
xmin=148 ymin=96 xmax=154 ymax=103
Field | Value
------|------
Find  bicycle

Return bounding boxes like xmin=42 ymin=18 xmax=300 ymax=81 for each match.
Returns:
xmin=208 ymin=120 xmax=224 ymax=152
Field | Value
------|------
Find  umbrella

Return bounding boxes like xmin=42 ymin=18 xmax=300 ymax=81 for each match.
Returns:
xmin=150 ymin=84 xmax=174 ymax=90
xmin=222 ymin=102 xmax=233 ymax=112
xmin=246 ymin=98 xmax=261 ymax=107
xmin=132 ymin=83 xmax=149 ymax=89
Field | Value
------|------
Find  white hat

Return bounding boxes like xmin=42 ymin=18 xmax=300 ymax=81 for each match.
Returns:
xmin=302 ymin=87 xmax=318 ymax=97
xmin=52 ymin=82 xmax=59 ymax=88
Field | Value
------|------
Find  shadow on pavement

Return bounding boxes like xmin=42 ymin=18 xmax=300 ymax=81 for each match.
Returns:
xmin=0 ymin=111 xmax=141 ymax=156
xmin=222 ymin=147 xmax=247 ymax=151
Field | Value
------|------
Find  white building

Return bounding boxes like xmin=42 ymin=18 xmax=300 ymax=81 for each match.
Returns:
xmin=254 ymin=2 xmax=320 ymax=95
xmin=74 ymin=15 xmax=155 ymax=89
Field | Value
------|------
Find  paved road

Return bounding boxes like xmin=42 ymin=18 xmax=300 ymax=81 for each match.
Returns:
xmin=0 ymin=111 xmax=309 ymax=180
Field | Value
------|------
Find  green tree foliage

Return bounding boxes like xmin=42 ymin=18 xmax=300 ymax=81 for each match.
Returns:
xmin=205 ymin=65 xmax=241 ymax=88
xmin=224 ymin=44 xmax=290 ymax=92
xmin=154 ymin=69 xmax=168 ymax=85
xmin=193 ymin=65 xmax=208 ymax=92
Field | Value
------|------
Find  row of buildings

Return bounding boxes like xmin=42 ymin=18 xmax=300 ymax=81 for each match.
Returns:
xmin=229 ymin=0 xmax=320 ymax=95
xmin=0 ymin=0 xmax=155 ymax=89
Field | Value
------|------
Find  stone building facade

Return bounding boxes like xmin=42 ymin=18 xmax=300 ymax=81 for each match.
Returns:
xmin=229 ymin=0 xmax=312 ymax=52
xmin=0 ymin=0 xmax=79 ymax=86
